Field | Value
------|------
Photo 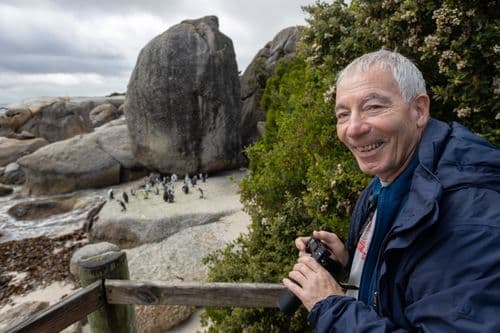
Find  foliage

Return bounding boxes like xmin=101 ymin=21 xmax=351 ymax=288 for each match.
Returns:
xmin=203 ymin=0 xmax=499 ymax=331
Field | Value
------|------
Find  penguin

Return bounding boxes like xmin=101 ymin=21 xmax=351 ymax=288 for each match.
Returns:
xmin=122 ymin=191 xmax=129 ymax=204
xmin=182 ymin=183 xmax=189 ymax=194
xmin=155 ymin=187 xmax=160 ymax=195
xmin=191 ymin=175 xmax=197 ymax=187
xmin=130 ymin=188 xmax=136 ymax=196
xmin=202 ymin=173 xmax=208 ymax=182
xmin=171 ymin=173 xmax=178 ymax=182
xmin=118 ymin=200 xmax=127 ymax=211
xmin=108 ymin=189 xmax=114 ymax=200
xmin=198 ymin=188 xmax=204 ymax=199
xmin=199 ymin=173 xmax=203 ymax=180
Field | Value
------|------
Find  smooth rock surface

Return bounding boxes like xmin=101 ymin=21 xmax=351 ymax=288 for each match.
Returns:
xmin=0 ymin=137 xmax=48 ymax=167
xmin=124 ymin=15 xmax=242 ymax=175
xmin=17 ymin=123 xmax=144 ymax=195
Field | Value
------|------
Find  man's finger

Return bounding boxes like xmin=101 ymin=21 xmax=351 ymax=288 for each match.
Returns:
xmin=298 ymin=254 xmax=323 ymax=272
xmin=283 ymin=278 xmax=303 ymax=298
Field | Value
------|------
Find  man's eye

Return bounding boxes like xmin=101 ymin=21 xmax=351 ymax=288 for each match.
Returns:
xmin=336 ymin=112 xmax=349 ymax=122
xmin=366 ymin=104 xmax=385 ymax=111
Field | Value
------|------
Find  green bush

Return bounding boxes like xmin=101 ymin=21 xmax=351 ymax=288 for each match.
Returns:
xmin=202 ymin=1 xmax=499 ymax=331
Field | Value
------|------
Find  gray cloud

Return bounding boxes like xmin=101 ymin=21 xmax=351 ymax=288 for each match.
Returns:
xmin=0 ymin=0 xmax=312 ymax=105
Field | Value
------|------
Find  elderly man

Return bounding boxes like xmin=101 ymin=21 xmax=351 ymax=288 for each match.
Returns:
xmin=283 ymin=50 xmax=500 ymax=332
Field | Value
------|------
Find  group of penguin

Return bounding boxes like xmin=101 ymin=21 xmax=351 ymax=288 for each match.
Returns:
xmin=108 ymin=172 xmax=208 ymax=212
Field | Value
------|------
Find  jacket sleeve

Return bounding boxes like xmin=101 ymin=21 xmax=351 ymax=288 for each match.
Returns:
xmin=308 ymin=296 xmax=407 ymax=333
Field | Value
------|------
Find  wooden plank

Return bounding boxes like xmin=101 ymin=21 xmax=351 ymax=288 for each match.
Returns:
xmin=105 ymin=280 xmax=287 ymax=308
xmin=4 ymin=280 xmax=105 ymax=333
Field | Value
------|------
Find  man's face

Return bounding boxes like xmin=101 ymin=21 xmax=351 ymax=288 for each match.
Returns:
xmin=335 ymin=66 xmax=428 ymax=182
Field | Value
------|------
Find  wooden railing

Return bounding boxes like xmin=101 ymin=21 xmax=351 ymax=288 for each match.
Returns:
xmin=4 ymin=245 xmax=287 ymax=333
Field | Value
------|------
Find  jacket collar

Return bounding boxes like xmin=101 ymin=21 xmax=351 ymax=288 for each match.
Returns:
xmin=384 ymin=118 xmax=451 ymax=249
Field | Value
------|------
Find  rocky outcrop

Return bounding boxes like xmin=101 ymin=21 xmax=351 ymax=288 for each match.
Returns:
xmin=0 ymin=137 xmax=48 ymax=167
xmin=0 ymin=162 xmax=25 ymax=185
xmin=7 ymin=195 xmax=77 ymax=220
xmin=125 ymin=210 xmax=250 ymax=332
xmin=240 ymin=26 xmax=301 ymax=147
xmin=2 ymin=96 xmax=125 ymax=142
xmin=124 ymin=15 xmax=242 ymax=175
xmin=17 ymin=123 xmax=145 ymax=195
xmin=89 ymin=103 xmax=122 ymax=128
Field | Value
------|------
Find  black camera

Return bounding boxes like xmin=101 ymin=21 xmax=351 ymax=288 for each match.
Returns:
xmin=277 ymin=237 xmax=344 ymax=315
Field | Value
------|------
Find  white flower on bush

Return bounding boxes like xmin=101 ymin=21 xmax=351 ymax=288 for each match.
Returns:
xmin=323 ymin=84 xmax=336 ymax=104
xmin=455 ymin=107 xmax=471 ymax=118
xmin=493 ymin=77 xmax=500 ymax=95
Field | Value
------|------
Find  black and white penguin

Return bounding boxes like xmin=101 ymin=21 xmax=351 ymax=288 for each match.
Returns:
xmin=182 ymin=183 xmax=189 ymax=194
xmin=191 ymin=175 xmax=197 ymax=187
xmin=118 ymin=200 xmax=127 ymax=211
xmin=108 ymin=189 xmax=114 ymax=200
xmin=122 ymin=191 xmax=129 ymax=203
xmin=198 ymin=188 xmax=204 ymax=199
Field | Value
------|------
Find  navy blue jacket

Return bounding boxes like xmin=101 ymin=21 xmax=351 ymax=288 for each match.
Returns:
xmin=308 ymin=119 xmax=500 ymax=332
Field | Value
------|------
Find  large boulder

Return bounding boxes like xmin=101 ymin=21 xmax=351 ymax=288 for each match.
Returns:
xmin=124 ymin=15 xmax=242 ymax=175
xmin=89 ymin=103 xmax=122 ymax=128
xmin=240 ymin=26 xmax=301 ymax=147
xmin=4 ymin=96 xmax=125 ymax=143
xmin=17 ymin=124 xmax=144 ymax=195
xmin=0 ymin=137 xmax=49 ymax=167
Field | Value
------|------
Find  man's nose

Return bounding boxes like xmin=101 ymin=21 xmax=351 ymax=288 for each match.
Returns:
xmin=346 ymin=112 xmax=370 ymax=138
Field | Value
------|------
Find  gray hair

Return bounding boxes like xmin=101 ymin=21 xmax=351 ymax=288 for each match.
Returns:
xmin=336 ymin=50 xmax=427 ymax=102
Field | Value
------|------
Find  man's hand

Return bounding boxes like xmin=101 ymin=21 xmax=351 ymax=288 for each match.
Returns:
xmin=283 ymin=255 xmax=345 ymax=311
xmin=295 ymin=230 xmax=349 ymax=266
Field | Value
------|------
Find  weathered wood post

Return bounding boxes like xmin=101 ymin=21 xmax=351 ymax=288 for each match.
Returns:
xmin=70 ymin=242 xmax=136 ymax=333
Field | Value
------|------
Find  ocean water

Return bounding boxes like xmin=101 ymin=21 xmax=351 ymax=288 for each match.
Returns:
xmin=0 ymin=186 xmax=107 ymax=243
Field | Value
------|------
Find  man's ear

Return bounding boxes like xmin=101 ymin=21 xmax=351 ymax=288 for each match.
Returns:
xmin=413 ymin=94 xmax=430 ymax=128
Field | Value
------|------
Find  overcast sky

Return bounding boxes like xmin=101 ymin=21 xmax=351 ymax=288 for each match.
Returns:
xmin=0 ymin=0 xmax=314 ymax=105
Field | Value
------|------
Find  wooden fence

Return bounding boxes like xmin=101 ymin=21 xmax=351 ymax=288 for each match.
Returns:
xmin=4 ymin=246 xmax=287 ymax=333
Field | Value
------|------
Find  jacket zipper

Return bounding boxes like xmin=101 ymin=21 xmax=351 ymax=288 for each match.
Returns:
xmin=372 ymin=233 xmax=392 ymax=314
